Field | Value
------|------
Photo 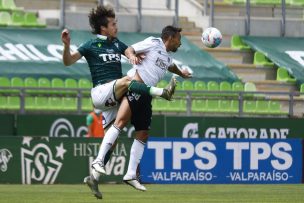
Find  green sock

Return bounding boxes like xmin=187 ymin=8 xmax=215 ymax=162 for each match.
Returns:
xmin=128 ymin=80 xmax=151 ymax=95
xmin=128 ymin=80 xmax=164 ymax=96
xmin=104 ymin=150 xmax=113 ymax=165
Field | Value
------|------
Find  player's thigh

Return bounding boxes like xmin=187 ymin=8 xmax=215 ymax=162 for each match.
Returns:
xmin=114 ymin=77 xmax=130 ymax=100
xmin=114 ymin=96 xmax=132 ymax=129
xmin=101 ymin=106 xmax=119 ymax=129
xmin=91 ymin=80 xmax=119 ymax=111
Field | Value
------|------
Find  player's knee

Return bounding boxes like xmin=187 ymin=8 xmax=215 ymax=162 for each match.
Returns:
xmin=114 ymin=119 xmax=128 ymax=129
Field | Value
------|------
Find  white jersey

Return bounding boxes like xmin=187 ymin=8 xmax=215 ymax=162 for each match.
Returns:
xmin=127 ymin=37 xmax=173 ymax=86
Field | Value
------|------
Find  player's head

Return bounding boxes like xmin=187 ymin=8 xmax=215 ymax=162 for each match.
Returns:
xmin=161 ymin=25 xmax=182 ymax=52
xmin=89 ymin=5 xmax=117 ymax=38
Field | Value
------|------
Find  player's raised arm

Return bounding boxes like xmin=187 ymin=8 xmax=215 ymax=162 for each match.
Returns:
xmin=124 ymin=46 xmax=143 ymax=65
xmin=61 ymin=29 xmax=82 ymax=66
xmin=168 ymin=64 xmax=192 ymax=78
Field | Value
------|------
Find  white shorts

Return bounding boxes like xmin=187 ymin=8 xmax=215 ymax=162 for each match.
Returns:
xmin=91 ymin=80 xmax=119 ymax=111
xmin=91 ymin=80 xmax=120 ymax=129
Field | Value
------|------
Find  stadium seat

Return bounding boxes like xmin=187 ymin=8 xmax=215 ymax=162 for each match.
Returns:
xmin=191 ymin=99 xmax=207 ymax=113
xmin=78 ymin=78 xmax=91 ymax=96
xmin=232 ymin=81 xmax=244 ymax=92
xmin=193 ymin=80 xmax=206 ymax=97
xmin=24 ymin=77 xmax=38 ymax=95
xmin=231 ymin=100 xmax=239 ymax=113
xmin=38 ymin=77 xmax=51 ymax=94
xmin=291 ymin=0 xmax=304 ymax=6
xmin=268 ymin=101 xmax=283 ymax=114
xmin=255 ymin=0 xmax=281 ymax=5
xmin=174 ymin=81 xmax=183 ymax=97
xmin=157 ymin=80 xmax=168 ymax=88
xmin=64 ymin=78 xmax=78 ymax=96
xmin=256 ymin=100 xmax=269 ymax=114
xmin=49 ymin=97 xmax=63 ymax=111
xmin=167 ymin=99 xmax=187 ymax=112
xmin=219 ymin=81 xmax=232 ymax=96
xmin=230 ymin=35 xmax=250 ymax=50
xmin=152 ymin=99 xmax=168 ymax=111
xmin=81 ymin=97 xmax=92 ymax=111
xmin=207 ymin=81 xmax=219 ymax=97
xmin=219 ymin=100 xmax=232 ymax=112
xmin=51 ymin=78 xmax=65 ymax=95
xmin=243 ymin=100 xmax=256 ymax=113
xmin=180 ymin=80 xmax=194 ymax=97
xmin=0 ymin=11 xmax=12 ymax=26
xmin=206 ymin=99 xmax=219 ymax=112
xmin=11 ymin=11 xmax=25 ymax=26
xmin=10 ymin=76 xmax=23 ymax=94
xmin=6 ymin=96 xmax=20 ymax=110
xmin=244 ymin=82 xmax=257 ymax=98
xmin=35 ymin=96 xmax=49 ymax=110
xmin=24 ymin=97 xmax=35 ymax=110
xmin=23 ymin=12 xmax=46 ymax=28
xmin=62 ymin=97 xmax=77 ymax=111
xmin=253 ymin=51 xmax=274 ymax=67
xmin=276 ymin=67 xmax=296 ymax=83
xmin=0 ymin=96 xmax=7 ymax=109
xmin=2 ymin=0 xmax=23 ymax=11
xmin=0 ymin=76 xmax=11 ymax=93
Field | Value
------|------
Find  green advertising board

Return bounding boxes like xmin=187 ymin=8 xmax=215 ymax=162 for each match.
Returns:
xmin=16 ymin=114 xmax=164 ymax=138
xmin=0 ymin=136 xmax=132 ymax=184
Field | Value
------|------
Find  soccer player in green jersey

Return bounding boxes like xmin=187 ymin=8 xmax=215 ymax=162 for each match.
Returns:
xmin=61 ymin=5 xmax=176 ymax=199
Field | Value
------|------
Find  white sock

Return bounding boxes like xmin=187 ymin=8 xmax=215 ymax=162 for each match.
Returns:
xmin=124 ymin=139 xmax=145 ymax=180
xmin=95 ymin=125 xmax=120 ymax=163
xmin=149 ymin=86 xmax=163 ymax=96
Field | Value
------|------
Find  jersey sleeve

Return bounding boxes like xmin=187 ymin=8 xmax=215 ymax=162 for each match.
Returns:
xmin=119 ymin=41 xmax=128 ymax=54
xmin=131 ymin=37 xmax=155 ymax=54
xmin=77 ymin=40 xmax=90 ymax=57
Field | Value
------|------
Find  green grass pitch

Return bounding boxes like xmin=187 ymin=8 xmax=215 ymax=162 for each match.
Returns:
xmin=0 ymin=184 xmax=303 ymax=203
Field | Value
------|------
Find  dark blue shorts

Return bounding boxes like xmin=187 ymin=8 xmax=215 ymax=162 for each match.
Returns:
xmin=126 ymin=91 xmax=152 ymax=131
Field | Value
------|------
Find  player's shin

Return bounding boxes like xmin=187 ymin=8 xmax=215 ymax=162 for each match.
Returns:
xmin=128 ymin=80 xmax=163 ymax=96
xmin=124 ymin=139 xmax=145 ymax=179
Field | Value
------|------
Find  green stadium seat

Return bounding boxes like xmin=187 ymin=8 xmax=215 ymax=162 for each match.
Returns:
xmin=81 ymin=97 xmax=92 ymax=111
xmin=11 ymin=11 xmax=25 ymax=26
xmin=0 ymin=11 xmax=11 ymax=26
xmin=256 ymin=100 xmax=269 ymax=114
xmin=0 ymin=96 xmax=7 ymax=109
xmin=167 ymin=99 xmax=187 ymax=112
xmin=231 ymin=100 xmax=239 ymax=113
xmin=62 ymin=97 xmax=77 ymax=111
xmin=276 ymin=67 xmax=296 ymax=83
xmin=243 ymin=100 xmax=256 ymax=113
xmin=232 ymin=81 xmax=244 ymax=92
xmin=193 ymin=80 xmax=206 ymax=97
xmin=49 ymin=97 xmax=63 ymax=111
xmin=78 ymin=78 xmax=91 ymax=96
xmin=64 ymin=78 xmax=78 ymax=96
xmin=244 ymin=82 xmax=257 ymax=98
xmin=51 ymin=78 xmax=65 ymax=95
xmin=152 ymin=99 xmax=167 ymax=111
xmin=231 ymin=35 xmax=250 ymax=50
xmin=255 ymin=0 xmax=281 ymax=5
xmin=35 ymin=96 xmax=49 ymax=110
xmin=206 ymin=99 xmax=219 ymax=112
xmin=207 ymin=81 xmax=219 ymax=97
xmin=7 ymin=96 xmax=20 ymax=110
xmin=191 ymin=99 xmax=207 ymax=113
xmin=268 ymin=101 xmax=281 ymax=114
xmin=37 ymin=77 xmax=51 ymax=94
xmin=219 ymin=81 xmax=232 ymax=96
xmin=0 ymin=76 xmax=11 ymax=93
xmin=157 ymin=80 xmax=168 ymax=88
xmin=10 ymin=77 xmax=23 ymax=94
xmin=23 ymin=12 xmax=46 ymax=28
xmin=2 ymin=0 xmax=23 ymax=11
xmin=24 ymin=97 xmax=35 ymax=110
xmin=174 ymin=81 xmax=183 ymax=97
xmin=24 ymin=77 xmax=38 ymax=95
xmin=253 ymin=51 xmax=274 ymax=67
xmin=219 ymin=100 xmax=232 ymax=112
xmin=291 ymin=0 xmax=304 ymax=6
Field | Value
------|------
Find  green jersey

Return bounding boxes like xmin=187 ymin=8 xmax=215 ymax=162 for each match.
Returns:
xmin=78 ymin=35 xmax=128 ymax=87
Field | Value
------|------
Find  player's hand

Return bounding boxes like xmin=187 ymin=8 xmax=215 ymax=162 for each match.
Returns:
xmin=61 ymin=29 xmax=70 ymax=46
xmin=129 ymin=54 xmax=142 ymax=65
xmin=181 ymin=69 xmax=192 ymax=78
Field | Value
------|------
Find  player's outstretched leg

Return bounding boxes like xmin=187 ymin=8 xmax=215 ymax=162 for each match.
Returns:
xmin=123 ymin=177 xmax=146 ymax=192
xmin=83 ymin=174 xmax=102 ymax=199
xmin=160 ymin=76 xmax=177 ymax=101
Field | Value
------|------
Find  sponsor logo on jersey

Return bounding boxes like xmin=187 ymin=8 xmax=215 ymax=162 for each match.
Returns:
xmin=155 ymin=57 xmax=168 ymax=70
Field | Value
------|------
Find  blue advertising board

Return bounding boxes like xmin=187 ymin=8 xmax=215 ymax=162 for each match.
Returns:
xmin=140 ymin=138 xmax=303 ymax=184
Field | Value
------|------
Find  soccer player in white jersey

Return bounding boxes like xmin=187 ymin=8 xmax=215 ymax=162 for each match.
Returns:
xmin=90 ymin=25 xmax=191 ymax=193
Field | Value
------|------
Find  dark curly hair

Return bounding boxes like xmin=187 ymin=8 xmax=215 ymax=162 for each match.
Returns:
xmin=161 ymin=25 xmax=182 ymax=40
xmin=88 ymin=5 xmax=115 ymax=34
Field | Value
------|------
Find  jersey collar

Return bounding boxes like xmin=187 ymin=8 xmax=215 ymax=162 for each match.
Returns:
xmin=96 ymin=34 xmax=107 ymax=40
